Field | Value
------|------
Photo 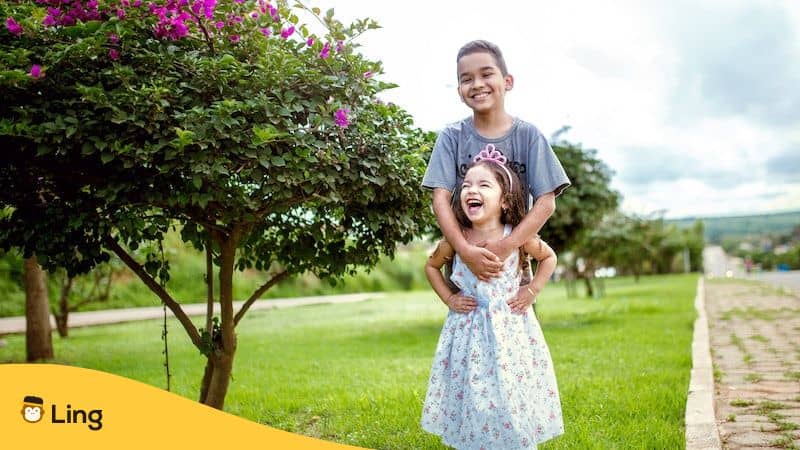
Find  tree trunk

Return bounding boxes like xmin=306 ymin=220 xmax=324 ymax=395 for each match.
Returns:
xmin=55 ymin=276 xmax=73 ymax=338
xmin=200 ymin=229 xmax=239 ymax=409
xmin=582 ymin=275 xmax=594 ymax=298
xmin=24 ymin=255 xmax=53 ymax=361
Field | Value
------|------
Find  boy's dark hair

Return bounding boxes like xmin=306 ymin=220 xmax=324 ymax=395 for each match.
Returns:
xmin=456 ymin=40 xmax=509 ymax=76
xmin=453 ymin=161 xmax=526 ymax=229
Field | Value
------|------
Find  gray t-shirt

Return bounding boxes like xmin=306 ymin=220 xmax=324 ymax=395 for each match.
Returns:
xmin=422 ymin=117 xmax=571 ymax=203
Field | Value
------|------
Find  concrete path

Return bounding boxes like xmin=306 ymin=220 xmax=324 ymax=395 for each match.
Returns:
xmin=0 ymin=293 xmax=383 ymax=336
xmin=704 ymin=278 xmax=800 ymax=449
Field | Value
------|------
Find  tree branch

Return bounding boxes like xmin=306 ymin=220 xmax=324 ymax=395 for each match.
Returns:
xmin=233 ymin=269 xmax=290 ymax=327
xmin=103 ymin=235 xmax=203 ymax=348
xmin=205 ymin=229 xmax=214 ymax=334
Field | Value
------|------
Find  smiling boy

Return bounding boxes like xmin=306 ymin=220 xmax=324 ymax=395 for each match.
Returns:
xmin=423 ymin=40 xmax=570 ymax=291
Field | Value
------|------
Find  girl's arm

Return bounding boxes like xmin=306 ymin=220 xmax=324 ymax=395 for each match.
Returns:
xmin=523 ymin=235 xmax=557 ymax=296
xmin=507 ymin=235 xmax=557 ymax=314
xmin=425 ymin=239 xmax=477 ymax=313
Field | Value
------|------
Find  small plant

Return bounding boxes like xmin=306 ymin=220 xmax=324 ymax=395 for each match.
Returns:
xmin=726 ymin=414 xmax=736 ymax=422
xmin=744 ymin=373 xmax=764 ymax=383
xmin=785 ymin=371 xmax=800 ymax=381
xmin=750 ymin=334 xmax=768 ymax=343
xmin=730 ymin=399 xmax=755 ymax=407
xmin=757 ymin=401 xmax=787 ymax=414
xmin=776 ymin=421 xmax=799 ymax=431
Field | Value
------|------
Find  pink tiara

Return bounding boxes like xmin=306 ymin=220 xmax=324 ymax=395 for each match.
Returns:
xmin=473 ymin=144 xmax=513 ymax=191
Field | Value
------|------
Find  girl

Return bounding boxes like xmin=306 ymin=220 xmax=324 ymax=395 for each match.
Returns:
xmin=421 ymin=148 xmax=564 ymax=449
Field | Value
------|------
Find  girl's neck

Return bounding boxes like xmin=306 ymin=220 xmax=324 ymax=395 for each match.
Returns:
xmin=472 ymin=111 xmax=513 ymax=139
xmin=466 ymin=221 xmax=505 ymax=243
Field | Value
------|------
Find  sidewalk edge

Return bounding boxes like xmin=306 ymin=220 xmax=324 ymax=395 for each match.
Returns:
xmin=685 ymin=277 xmax=722 ymax=450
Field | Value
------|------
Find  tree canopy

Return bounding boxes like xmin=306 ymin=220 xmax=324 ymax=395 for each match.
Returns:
xmin=1 ymin=0 xmax=434 ymax=408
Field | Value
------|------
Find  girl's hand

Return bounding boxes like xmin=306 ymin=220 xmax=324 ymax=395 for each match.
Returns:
xmin=459 ymin=244 xmax=502 ymax=281
xmin=507 ymin=285 xmax=539 ymax=314
xmin=445 ymin=292 xmax=478 ymax=314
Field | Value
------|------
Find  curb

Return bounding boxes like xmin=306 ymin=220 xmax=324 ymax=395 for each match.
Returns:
xmin=685 ymin=277 xmax=722 ymax=449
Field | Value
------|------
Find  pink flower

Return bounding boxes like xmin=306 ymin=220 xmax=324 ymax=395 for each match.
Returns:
xmin=29 ymin=64 xmax=42 ymax=79
xmin=229 ymin=34 xmax=240 ymax=43
xmin=336 ymin=40 xmax=344 ymax=53
xmin=363 ymin=71 xmax=373 ymax=79
xmin=267 ymin=3 xmax=278 ymax=20
xmin=43 ymin=14 xmax=56 ymax=27
xmin=5 ymin=17 xmax=23 ymax=36
xmin=109 ymin=33 xmax=119 ymax=44
xmin=117 ymin=9 xmax=125 ymax=19
xmin=334 ymin=108 xmax=350 ymax=128
xmin=215 ymin=21 xmax=224 ymax=29
xmin=280 ymin=25 xmax=294 ymax=39
xmin=259 ymin=27 xmax=271 ymax=37
xmin=319 ymin=42 xmax=330 ymax=59
xmin=109 ymin=48 xmax=120 ymax=60
xmin=133 ymin=0 xmax=142 ymax=7
xmin=306 ymin=37 xmax=314 ymax=46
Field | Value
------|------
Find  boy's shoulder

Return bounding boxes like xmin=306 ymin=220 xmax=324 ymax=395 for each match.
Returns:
xmin=438 ymin=117 xmax=472 ymax=135
xmin=511 ymin=117 xmax=546 ymax=140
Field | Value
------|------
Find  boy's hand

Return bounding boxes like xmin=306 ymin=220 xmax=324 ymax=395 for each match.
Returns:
xmin=445 ymin=292 xmax=478 ymax=314
xmin=507 ymin=285 xmax=538 ymax=314
xmin=483 ymin=238 xmax=515 ymax=262
xmin=460 ymin=245 xmax=503 ymax=281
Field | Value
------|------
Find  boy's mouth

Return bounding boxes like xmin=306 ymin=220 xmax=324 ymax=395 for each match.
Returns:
xmin=471 ymin=92 xmax=490 ymax=100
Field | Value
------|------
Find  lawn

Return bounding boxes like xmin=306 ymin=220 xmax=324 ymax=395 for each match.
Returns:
xmin=0 ymin=274 xmax=698 ymax=449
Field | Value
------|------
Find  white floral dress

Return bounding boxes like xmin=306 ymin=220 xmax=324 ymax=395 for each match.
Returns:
xmin=421 ymin=225 xmax=564 ymax=449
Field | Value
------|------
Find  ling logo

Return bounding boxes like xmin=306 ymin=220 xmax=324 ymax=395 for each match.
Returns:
xmin=21 ymin=395 xmax=104 ymax=430
xmin=22 ymin=396 xmax=45 ymax=423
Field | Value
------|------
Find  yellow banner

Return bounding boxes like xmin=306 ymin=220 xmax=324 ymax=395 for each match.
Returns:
xmin=1 ymin=364 xmax=366 ymax=449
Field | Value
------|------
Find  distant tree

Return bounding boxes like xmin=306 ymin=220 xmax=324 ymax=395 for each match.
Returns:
xmin=1 ymin=0 xmax=433 ymax=409
xmin=546 ymin=134 xmax=620 ymax=254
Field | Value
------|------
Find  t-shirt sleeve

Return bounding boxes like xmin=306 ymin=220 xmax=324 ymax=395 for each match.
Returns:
xmin=422 ymin=128 xmax=458 ymax=192
xmin=527 ymin=133 xmax=571 ymax=199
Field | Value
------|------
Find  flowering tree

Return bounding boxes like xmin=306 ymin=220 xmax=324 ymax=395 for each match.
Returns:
xmin=1 ymin=0 xmax=434 ymax=409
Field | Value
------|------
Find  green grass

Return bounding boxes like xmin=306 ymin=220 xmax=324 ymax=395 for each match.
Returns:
xmin=745 ymin=373 xmax=764 ymax=383
xmin=0 ymin=274 xmax=698 ymax=449
xmin=730 ymin=399 xmax=755 ymax=407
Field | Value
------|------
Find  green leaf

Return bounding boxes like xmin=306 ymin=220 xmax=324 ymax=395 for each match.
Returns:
xmin=252 ymin=125 xmax=286 ymax=145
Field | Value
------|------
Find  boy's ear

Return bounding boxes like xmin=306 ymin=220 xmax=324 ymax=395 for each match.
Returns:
xmin=504 ymin=74 xmax=514 ymax=91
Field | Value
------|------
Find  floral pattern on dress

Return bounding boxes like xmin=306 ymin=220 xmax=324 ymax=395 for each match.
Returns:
xmin=421 ymin=225 xmax=564 ymax=450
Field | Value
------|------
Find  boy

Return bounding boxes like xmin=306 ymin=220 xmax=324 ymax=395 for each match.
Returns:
xmin=422 ymin=40 xmax=570 ymax=312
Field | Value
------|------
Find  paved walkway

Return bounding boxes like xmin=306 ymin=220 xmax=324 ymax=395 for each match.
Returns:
xmin=705 ymin=278 xmax=800 ymax=449
xmin=0 ymin=293 xmax=382 ymax=336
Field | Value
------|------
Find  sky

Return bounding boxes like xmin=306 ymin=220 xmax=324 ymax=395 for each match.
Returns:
xmin=312 ymin=0 xmax=800 ymax=219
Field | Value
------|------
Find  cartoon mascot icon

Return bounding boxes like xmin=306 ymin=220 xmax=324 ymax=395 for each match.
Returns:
xmin=22 ymin=396 xmax=45 ymax=423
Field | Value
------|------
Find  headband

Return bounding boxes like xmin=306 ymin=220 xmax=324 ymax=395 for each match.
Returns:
xmin=472 ymin=144 xmax=513 ymax=192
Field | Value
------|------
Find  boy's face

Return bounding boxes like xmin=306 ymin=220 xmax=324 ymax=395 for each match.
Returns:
xmin=456 ymin=52 xmax=513 ymax=114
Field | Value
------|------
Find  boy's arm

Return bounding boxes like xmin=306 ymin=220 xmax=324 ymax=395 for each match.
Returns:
xmin=425 ymin=239 xmax=477 ymax=313
xmin=484 ymin=191 xmax=556 ymax=260
xmin=432 ymin=188 xmax=503 ymax=281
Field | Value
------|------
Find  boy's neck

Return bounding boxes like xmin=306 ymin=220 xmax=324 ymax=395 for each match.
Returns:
xmin=472 ymin=111 xmax=514 ymax=139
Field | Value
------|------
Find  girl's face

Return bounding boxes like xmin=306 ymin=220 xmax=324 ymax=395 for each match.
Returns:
xmin=460 ymin=164 xmax=506 ymax=227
